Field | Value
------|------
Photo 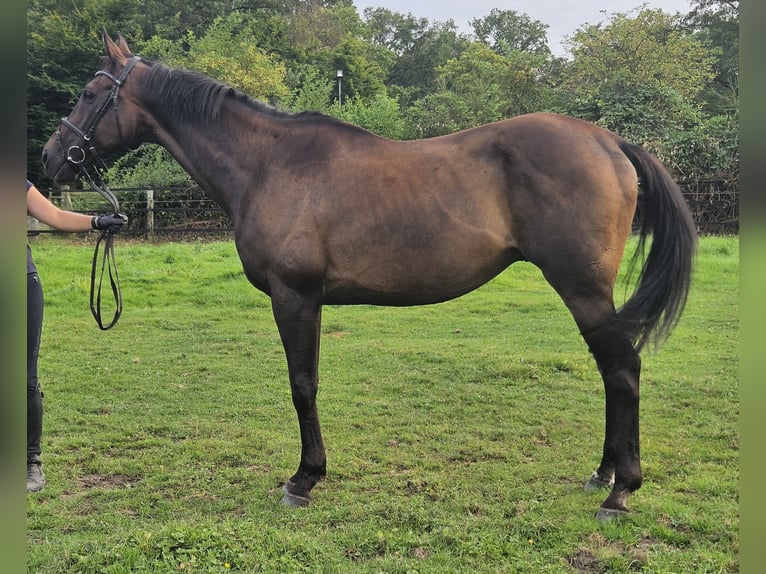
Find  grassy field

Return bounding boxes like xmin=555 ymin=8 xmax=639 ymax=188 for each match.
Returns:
xmin=26 ymin=235 xmax=738 ymax=573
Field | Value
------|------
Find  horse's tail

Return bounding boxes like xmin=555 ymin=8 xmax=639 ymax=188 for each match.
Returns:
xmin=616 ymin=140 xmax=697 ymax=352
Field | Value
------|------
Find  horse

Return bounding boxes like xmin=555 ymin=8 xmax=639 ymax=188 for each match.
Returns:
xmin=42 ymin=32 xmax=696 ymax=521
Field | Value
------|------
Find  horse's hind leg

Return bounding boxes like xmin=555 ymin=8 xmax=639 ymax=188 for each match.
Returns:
xmin=538 ymin=263 xmax=642 ymax=521
xmin=580 ymin=320 xmax=642 ymax=521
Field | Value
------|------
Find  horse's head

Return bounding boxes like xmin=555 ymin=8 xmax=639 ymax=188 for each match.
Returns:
xmin=42 ymin=31 xmax=145 ymax=183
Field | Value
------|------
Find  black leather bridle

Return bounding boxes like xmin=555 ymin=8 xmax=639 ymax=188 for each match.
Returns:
xmin=54 ymin=56 xmax=141 ymax=330
xmin=55 ymin=56 xmax=141 ymax=212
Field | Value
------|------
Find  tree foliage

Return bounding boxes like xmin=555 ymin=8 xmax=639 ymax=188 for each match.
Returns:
xmin=683 ymin=0 xmax=739 ymax=116
xmin=330 ymin=93 xmax=406 ymax=140
xmin=363 ymin=9 xmax=469 ymax=106
xmin=174 ymin=14 xmax=290 ymax=101
xmin=404 ymin=42 xmax=553 ymax=137
xmin=471 ymin=9 xmax=550 ymax=56
xmin=557 ymin=6 xmax=736 ymax=185
xmin=27 ymin=1 xmax=738 ymax=196
xmin=562 ymin=8 xmax=715 ymax=104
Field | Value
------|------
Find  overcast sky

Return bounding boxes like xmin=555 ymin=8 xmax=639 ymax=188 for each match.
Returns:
xmin=352 ymin=0 xmax=693 ymax=56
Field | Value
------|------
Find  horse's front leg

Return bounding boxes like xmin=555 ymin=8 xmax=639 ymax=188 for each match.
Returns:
xmin=270 ymin=285 xmax=326 ymax=507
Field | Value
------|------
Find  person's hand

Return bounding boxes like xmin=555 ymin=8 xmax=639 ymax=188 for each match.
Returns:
xmin=91 ymin=213 xmax=128 ymax=233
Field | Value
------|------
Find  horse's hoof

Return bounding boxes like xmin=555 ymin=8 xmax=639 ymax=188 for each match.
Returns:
xmin=595 ymin=507 xmax=627 ymax=522
xmin=281 ymin=481 xmax=311 ymax=507
xmin=584 ymin=472 xmax=614 ymax=492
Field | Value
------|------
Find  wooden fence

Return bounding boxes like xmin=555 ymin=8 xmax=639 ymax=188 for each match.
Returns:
xmin=29 ymin=182 xmax=738 ymax=238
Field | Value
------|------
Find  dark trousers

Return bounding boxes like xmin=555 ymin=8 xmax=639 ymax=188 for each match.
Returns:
xmin=27 ymin=271 xmax=44 ymax=461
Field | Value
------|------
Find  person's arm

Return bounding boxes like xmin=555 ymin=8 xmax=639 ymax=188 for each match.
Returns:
xmin=26 ymin=184 xmax=127 ymax=233
xmin=26 ymin=184 xmax=94 ymax=232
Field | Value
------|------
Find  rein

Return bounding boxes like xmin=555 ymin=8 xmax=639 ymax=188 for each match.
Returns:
xmin=88 ymin=177 xmax=122 ymax=330
xmin=56 ymin=57 xmax=140 ymax=330
xmin=90 ymin=224 xmax=122 ymax=330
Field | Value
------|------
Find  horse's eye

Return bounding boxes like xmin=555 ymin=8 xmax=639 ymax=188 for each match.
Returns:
xmin=83 ymin=90 xmax=96 ymax=102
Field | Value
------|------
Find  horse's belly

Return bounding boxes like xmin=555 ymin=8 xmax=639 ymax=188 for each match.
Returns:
xmin=322 ymin=243 xmax=524 ymax=306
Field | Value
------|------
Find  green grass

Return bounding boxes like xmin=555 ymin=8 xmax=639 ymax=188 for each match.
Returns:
xmin=27 ymin=235 xmax=738 ymax=573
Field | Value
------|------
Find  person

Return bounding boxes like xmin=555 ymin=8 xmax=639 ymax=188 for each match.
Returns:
xmin=26 ymin=180 xmax=127 ymax=492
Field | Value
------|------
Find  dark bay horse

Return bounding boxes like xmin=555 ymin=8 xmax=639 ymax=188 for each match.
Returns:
xmin=42 ymin=33 xmax=696 ymax=521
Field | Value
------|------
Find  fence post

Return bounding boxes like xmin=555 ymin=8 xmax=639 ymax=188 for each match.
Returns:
xmin=62 ymin=190 xmax=73 ymax=210
xmin=146 ymin=189 xmax=155 ymax=240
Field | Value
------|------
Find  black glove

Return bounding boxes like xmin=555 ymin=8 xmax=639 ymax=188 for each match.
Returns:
xmin=91 ymin=213 xmax=128 ymax=233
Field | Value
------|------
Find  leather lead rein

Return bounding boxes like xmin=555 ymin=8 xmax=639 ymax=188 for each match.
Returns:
xmin=90 ymin=228 xmax=122 ymax=330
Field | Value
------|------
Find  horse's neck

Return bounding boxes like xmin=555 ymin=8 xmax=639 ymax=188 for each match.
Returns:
xmin=150 ymin=101 xmax=274 ymax=223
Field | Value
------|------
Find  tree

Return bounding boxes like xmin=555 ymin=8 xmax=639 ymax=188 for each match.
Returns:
xmin=285 ymin=0 xmax=363 ymax=60
xmin=563 ymin=8 xmax=715 ymax=105
xmin=27 ymin=1 xmax=111 ymax=183
xmin=683 ymin=0 xmax=738 ymax=116
xmin=471 ymin=9 xmax=550 ymax=56
xmin=405 ymin=41 xmax=554 ymax=138
xmin=283 ymin=64 xmax=335 ymax=113
xmin=678 ymin=1 xmax=738 ymax=188
xmin=178 ymin=14 xmax=289 ymax=102
xmin=559 ymin=8 xmax=715 ymax=145
xmin=330 ymin=93 xmax=406 ymax=140
xmin=559 ymin=6 xmax=736 ymax=193
xmin=443 ymin=43 xmax=548 ymax=120
xmin=362 ymin=8 xmax=469 ymax=105
xmin=404 ymin=91 xmax=470 ymax=139
xmin=328 ymin=33 xmax=388 ymax=103
xmin=279 ymin=1 xmax=392 ymax=105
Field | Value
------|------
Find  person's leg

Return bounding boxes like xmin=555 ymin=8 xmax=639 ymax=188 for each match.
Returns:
xmin=27 ymin=271 xmax=45 ymax=492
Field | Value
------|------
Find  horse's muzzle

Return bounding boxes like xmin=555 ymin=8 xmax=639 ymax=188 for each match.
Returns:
xmin=41 ymin=145 xmax=76 ymax=183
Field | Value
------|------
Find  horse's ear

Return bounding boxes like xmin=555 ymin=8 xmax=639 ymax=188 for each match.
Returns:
xmin=117 ymin=34 xmax=134 ymax=58
xmin=102 ymin=30 xmax=127 ymax=65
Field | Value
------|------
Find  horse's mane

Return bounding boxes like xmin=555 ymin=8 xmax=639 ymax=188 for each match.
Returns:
xmin=139 ymin=59 xmax=357 ymax=131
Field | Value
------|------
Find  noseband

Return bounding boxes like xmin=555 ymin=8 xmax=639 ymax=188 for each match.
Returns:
xmin=55 ymin=56 xmax=141 ymax=212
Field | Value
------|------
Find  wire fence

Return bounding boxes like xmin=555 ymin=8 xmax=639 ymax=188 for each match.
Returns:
xmin=29 ymin=181 xmax=738 ymax=239
xmin=676 ymin=179 xmax=739 ymax=235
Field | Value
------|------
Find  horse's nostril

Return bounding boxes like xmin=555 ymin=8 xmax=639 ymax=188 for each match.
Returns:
xmin=41 ymin=148 xmax=48 ymax=167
